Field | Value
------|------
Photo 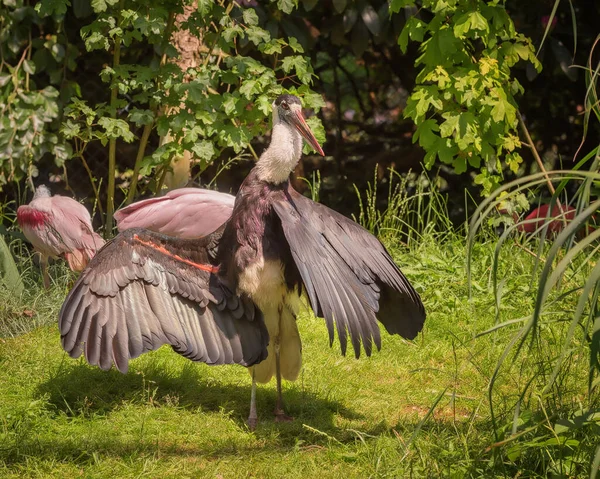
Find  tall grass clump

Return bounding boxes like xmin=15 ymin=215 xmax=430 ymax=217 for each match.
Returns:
xmin=355 ymin=168 xmax=454 ymax=248
xmin=466 ymin=35 xmax=600 ymax=476
xmin=353 ymin=148 xmax=599 ymax=474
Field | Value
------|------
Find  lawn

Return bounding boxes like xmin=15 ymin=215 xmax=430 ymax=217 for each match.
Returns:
xmin=0 ymin=233 xmax=596 ymax=478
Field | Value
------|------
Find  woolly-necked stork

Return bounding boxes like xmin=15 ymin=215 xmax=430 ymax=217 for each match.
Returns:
xmin=17 ymin=185 xmax=105 ymax=288
xmin=58 ymin=94 xmax=426 ymax=429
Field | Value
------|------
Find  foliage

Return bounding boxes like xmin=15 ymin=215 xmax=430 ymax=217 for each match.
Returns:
xmin=0 ymin=0 xmax=78 ymax=189
xmin=391 ymin=0 xmax=542 ymax=194
xmin=464 ymin=34 xmax=600 ymax=471
xmin=467 ymin=165 xmax=600 ymax=476
xmin=1 ymin=0 xmax=325 ymax=230
xmin=355 ymin=167 xmax=453 ymax=248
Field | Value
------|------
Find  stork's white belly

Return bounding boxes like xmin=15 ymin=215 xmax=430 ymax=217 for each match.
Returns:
xmin=239 ymin=259 xmax=303 ymax=383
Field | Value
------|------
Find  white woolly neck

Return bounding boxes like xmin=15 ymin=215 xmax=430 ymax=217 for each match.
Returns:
xmin=255 ymin=109 xmax=303 ymax=184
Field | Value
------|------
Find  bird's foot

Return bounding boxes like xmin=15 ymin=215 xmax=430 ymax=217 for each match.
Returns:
xmin=274 ymin=409 xmax=293 ymax=423
xmin=247 ymin=415 xmax=258 ymax=431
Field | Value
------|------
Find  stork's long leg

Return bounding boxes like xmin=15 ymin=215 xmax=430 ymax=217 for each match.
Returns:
xmin=274 ymin=308 xmax=293 ymax=422
xmin=247 ymin=369 xmax=258 ymax=431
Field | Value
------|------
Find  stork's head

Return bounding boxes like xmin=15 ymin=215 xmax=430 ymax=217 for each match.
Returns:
xmin=273 ymin=95 xmax=324 ymax=156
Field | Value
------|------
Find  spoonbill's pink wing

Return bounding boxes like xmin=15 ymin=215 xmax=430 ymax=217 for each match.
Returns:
xmin=115 ymin=188 xmax=235 ymax=239
xmin=49 ymin=196 xmax=105 ymax=262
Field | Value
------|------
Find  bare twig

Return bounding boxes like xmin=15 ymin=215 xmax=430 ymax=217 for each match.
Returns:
xmin=126 ymin=122 xmax=154 ymax=204
xmin=518 ymin=111 xmax=566 ymax=225
xmin=77 ymin=146 xmax=104 ymax=217
xmin=513 ymin=240 xmax=545 ymax=262
xmin=105 ymin=0 xmax=125 ymax=236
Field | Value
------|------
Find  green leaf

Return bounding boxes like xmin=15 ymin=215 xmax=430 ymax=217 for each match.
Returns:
xmin=453 ymin=12 xmax=489 ymax=39
xmin=242 ymin=8 xmax=259 ymax=26
xmin=35 ymin=0 xmax=70 ymax=17
xmin=222 ymin=95 xmax=238 ymax=115
xmin=419 ymin=27 xmax=463 ymax=68
xmin=405 ymin=86 xmax=443 ymax=121
xmin=247 ymin=26 xmax=271 ymax=45
xmin=219 ymin=124 xmax=251 ymax=152
xmin=260 ymin=40 xmax=283 ymax=55
xmin=281 ymin=56 xmax=312 ymax=83
xmin=438 ymin=139 xmax=457 ymax=165
xmin=185 ymin=80 xmax=206 ymax=104
xmin=390 ymin=0 xmax=415 ymax=14
xmin=398 ymin=17 xmax=426 ymax=53
xmin=277 ymin=0 xmax=297 ymax=14
xmin=454 ymin=156 xmax=467 ymax=174
xmin=490 ymin=88 xmax=516 ymax=125
xmin=128 ymin=109 xmax=154 ymax=127
xmin=298 ymin=87 xmax=325 ymax=110
xmin=61 ymin=119 xmax=81 ymax=138
xmin=53 ymin=142 xmax=73 ymax=165
xmin=440 ymin=112 xmax=460 ymax=138
xmin=413 ymin=119 xmax=439 ymax=149
xmin=222 ymin=25 xmax=244 ymax=43
xmin=23 ymin=60 xmax=36 ymax=75
xmin=98 ymin=117 xmax=135 ymax=142
xmin=197 ymin=0 xmax=214 ymax=15
xmin=240 ymin=79 xmax=260 ymax=99
xmin=191 ymin=141 xmax=215 ymax=162
xmin=83 ymin=30 xmax=110 ymax=51
xmin=288 ymin=37 xmax=304 ymax=53
xmin=505 ymin=152 xmax=522 ymax=173
xmin=256 ymin=95 xmax=272 ymax=116
xmin=0 ymin=235 xmax=23 ymax=296
xmin=90 ymin=0 xmax=107 ymax=13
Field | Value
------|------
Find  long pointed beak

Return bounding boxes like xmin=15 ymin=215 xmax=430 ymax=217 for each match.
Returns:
xmin=289 ymin=110 xmax=325 ymax=156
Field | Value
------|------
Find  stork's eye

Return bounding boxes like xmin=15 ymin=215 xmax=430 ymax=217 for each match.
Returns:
xmin=281 ymin=101 xmax=289 ymax=110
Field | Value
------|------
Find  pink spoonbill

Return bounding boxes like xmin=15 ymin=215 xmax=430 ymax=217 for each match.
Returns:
xmin=17 ymin=185 xmax=105 ymax=288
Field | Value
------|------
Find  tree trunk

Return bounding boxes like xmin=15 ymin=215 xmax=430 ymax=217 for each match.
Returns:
xmin=162 ymin=1 xmax=202 ymax=191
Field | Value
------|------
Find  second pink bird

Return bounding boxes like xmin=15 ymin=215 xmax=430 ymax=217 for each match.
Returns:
xmin=17 ymin=185 xmax=105 ymax=287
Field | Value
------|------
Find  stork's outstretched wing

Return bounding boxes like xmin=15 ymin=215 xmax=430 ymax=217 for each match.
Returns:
xmin=59 ymin=228 xmax=268 ymax=373
xmin=272 ymin=186 xmax=425 ymax=358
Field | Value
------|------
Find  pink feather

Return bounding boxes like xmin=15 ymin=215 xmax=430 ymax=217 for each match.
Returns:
xmin=115 ymin=188 xmax=235 ymax=238
xmin=17 ymin=186 xmax=104 ymax=272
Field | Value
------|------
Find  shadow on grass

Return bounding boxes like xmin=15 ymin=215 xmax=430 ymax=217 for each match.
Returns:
xmin=2 ymin=359 xmax=499 ymax=475
xmin=29 ymin=357 xmax=364 ymax=440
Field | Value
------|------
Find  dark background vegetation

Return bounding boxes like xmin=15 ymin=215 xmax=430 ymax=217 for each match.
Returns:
xmin=1 ymin=0 xmax=599 ymax=225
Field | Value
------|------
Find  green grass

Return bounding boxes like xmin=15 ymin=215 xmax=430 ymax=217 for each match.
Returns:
xmin=0 ymin=232 xmax=597 ymax=478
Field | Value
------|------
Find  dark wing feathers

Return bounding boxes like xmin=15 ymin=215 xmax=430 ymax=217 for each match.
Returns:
xmin=59 ymin=228 xmax=268 ymax=373
xmin=272 ymin=187 xmax=425 ymax=358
